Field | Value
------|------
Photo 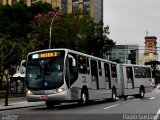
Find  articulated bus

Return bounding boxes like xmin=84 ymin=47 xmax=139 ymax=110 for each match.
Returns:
xmin=117 ymin=64 xmax=153 ymax=99
xmin=25 ymin=49 xmax=153 ymax=108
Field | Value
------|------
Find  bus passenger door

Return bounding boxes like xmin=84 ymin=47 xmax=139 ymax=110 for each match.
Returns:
xmin=90 ymin=60 xmax=99 ymax=90
xmin=126 ymin=67 xmax=134 ymax=89
xmin=104 ymin=63 xmax=111 ymax=89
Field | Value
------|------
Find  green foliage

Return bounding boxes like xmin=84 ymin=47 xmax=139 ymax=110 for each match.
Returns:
xmin=0 ymin=1 xmax=55 ymax=68
xmin=0 ymin=33 xmax=27 ymax=70
xmin=28 ymin=12 xmax=61 ymax=51
xmin=0 ymin=2 xmax=32 ymax=39
xmin=145 ymin=60 xmax=160 ymax=84
xmin=85 ymin=23 xmax=116 ymax=57
xmin=30 ymin=2 xmax=53 ymax=15
xmin=145 ymin=61 xmax=160 ymax=71
xmin=0 ymin=2 xmax=53 ymax=89
xmin=28 ymin=13 xmax=115 ymax=58
xmin=0 ymin=2 xmax=54 ymax=41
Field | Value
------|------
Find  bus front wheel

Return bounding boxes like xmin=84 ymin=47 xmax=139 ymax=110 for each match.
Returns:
xmin=45 ymin=101 xmax=57 ymax=108
xmin=112 ymin=88 xmax=117 ymax=101
xmin=79 ymin=90 xmax=89 ymax=105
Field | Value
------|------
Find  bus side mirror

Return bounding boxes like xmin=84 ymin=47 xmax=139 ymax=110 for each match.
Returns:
xmin=21 ymin=60 xmax=26 ymax=67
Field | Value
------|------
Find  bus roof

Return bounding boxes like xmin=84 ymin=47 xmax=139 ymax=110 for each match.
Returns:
xmin=28 ymin=48 xmax=117 ymax=64
xmin=120 ymin=63 xmax=151 ymax=68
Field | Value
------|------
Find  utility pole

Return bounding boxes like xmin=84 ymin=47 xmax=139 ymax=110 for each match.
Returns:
xmin=49 ymin=1 xmax=83 ymax=49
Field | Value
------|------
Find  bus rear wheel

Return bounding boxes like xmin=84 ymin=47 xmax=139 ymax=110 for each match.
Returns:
xmin=139 ymin=88 xmax=145 ymax=99
xmin=135 ymin=87 xmax=145 ymax=99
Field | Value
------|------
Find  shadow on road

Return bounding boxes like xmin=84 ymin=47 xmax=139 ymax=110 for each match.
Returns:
xmin=28 ymin=99 xmax=117 ymax=111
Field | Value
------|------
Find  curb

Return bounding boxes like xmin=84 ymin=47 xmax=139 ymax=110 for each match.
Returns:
xmin=0 ymin=102 xmax=45 ymax=111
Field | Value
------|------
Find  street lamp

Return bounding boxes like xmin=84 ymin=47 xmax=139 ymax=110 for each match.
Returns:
xmin=49 ymin=1 xmax=84 ymax=49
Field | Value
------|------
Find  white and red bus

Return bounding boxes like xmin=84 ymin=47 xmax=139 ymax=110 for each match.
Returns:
xmin=25 ymin=49 xmax=153 ymax=108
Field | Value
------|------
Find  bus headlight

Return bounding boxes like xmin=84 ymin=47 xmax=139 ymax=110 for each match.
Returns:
xmin=56 ymin=88 xmax=64 ymax=93
xmin=27 ymin=90 xmax=33 ymax=95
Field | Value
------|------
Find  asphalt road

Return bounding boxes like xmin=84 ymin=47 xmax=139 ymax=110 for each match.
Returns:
xmin=1 ymin=90 xmax=160 ymax=120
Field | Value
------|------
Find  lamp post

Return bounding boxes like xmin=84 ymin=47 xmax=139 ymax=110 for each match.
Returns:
xmin=49 ymin=1 xmax=84 ymax=49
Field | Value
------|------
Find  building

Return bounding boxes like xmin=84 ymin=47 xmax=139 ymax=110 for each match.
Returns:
xmin=139 ymin=36 xmax=158 ymax=65
xmin=104 ymin=45 xmax=139 ymax=64
xmin=0 ymin=0 xmax=103 ymax=23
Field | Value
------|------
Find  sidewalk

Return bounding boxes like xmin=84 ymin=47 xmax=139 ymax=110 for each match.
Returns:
xmin=0 ymin=96 xmax=45 ymax=111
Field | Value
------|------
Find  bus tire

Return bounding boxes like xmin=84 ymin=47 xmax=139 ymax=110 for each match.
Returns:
xmin=139 ymin=87 xmax=145 ymax=99
xmin=112 ymin=88 xmax=117 ymax=101
xmin=123 ymin=96 xmax=127 ymax=101
xmin=45 ymin=101 xmax=54 ymax=108
xmin=79 ymin=90 xmax=89 ymax=105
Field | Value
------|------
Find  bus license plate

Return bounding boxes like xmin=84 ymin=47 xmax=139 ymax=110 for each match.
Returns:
xmin=40 ymin=95 xmax=48 ymax=100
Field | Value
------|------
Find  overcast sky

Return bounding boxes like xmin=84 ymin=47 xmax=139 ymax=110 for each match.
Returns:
xmin=103 ymin=0 xmax=160 ymax=49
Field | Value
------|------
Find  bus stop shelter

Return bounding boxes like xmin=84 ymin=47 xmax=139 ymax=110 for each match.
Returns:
xmin=10 ymin=72 xmax=26 ymax=95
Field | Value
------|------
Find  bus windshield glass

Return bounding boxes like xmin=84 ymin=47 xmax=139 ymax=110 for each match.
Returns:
xmin=26 ymin=51 xmax=65 ymax=90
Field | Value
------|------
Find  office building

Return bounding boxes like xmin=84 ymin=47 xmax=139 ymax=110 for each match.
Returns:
xmin=0 ymin=0 xmax=103 ymax=23
xmin=104 ymin=45 xmax=139 ymax=64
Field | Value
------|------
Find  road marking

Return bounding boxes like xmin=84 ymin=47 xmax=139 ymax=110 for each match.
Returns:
xmin=149 ymin=97 xmax=156 ymax=100
xmin=153 ymin=108 xmax=160 ymax=120
xmin=134 ymin=98 xmax=139 ymax=101
xmin=104 ymin=104 xmax=119 ymax=110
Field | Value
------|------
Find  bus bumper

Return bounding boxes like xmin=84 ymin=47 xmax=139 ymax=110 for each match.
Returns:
xmin=27 ymin=90 xmax=70 ymax=102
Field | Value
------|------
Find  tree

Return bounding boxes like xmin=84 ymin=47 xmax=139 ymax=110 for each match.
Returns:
xmin=145 ymin=60 xmax=160 ymax=84
xmin=0 ymin=33 xmax=27 ymax=89
xmin=145 ymin=61 xmax=160 ymax=71
xmin=84 ymin=22 xmax=115 ymax=58
xmin=28 ymin=11 xmax=64 ymax=51
xmin=0 ymin=2 xmax=32 ymax=40
xmin=28 ymin=12 xmax=115 ymax=58
xmin=0 ymin=1 xmax=54 ymax=43
xmin=29 ymin=1 xmax=53 ymax=15
xmin=28 ymin=12 xmax=86 ymax=51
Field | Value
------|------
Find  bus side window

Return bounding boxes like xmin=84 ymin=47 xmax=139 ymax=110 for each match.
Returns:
xmin=98 ymin=61 xmax=102 ymax=76
xmin=104 ymin=63 xmax=111 ymax=89
xmin=146 ymin=68 xmax=151 ymax=78
xmin=134 ymin=67 xmax=139 ymax=78
xmin=87 ymin=58 xmax=90 ymax=74
xmin=78 ymin=56 xmax=87 ymax=74
xmin=142 ymin=67 xmax=146 ymax=78
xmin=111 ymin=64 xmax=117 ymax=78
xmin=126 ymin=67 xmax=133 ymax=83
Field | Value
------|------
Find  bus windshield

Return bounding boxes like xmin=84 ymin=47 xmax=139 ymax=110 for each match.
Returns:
xmin=26 ymin=51 xmax=65 ymax=90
